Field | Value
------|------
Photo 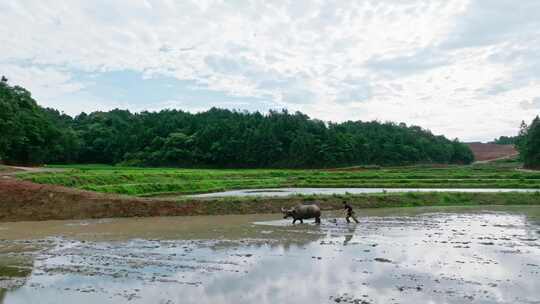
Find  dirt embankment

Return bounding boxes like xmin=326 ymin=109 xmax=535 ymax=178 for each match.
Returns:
xmin=467 ymin=143 xmax=518 ymax=162
xmin=0 ymin=178 xmax=203 ymax=222
xmin=2 ymin=176 xmax=540 ymax=222
xmin=0 ymin=178 xmax=315 ymax=222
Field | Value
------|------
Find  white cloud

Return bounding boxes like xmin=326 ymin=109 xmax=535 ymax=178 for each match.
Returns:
xmin=0 ymin=0 xmax=539 ymax=141
xmin=520 ymin=98 xmax=540 ymax=110
xmin=0 ymin=63 xmax=85 ymax=101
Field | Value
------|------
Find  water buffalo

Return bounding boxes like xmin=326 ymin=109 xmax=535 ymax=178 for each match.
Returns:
xmin=281 ymin=204 xmax=321 ymax=224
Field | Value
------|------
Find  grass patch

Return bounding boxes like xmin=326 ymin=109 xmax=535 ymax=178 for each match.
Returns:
xmin=0 ymin=265 xmax=31 ymax=278
xmin=17 ymin=161 xmax=540 ymax=197
xmin=171 ymin=192 xmax=540 ymax=216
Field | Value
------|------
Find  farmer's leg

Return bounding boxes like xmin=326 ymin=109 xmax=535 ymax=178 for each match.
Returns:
xmin=349 ymin=211 xmax=359 ymax=223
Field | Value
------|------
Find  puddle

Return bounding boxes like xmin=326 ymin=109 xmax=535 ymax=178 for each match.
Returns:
xmin=0 ymin=206 xmax=539 ymax=303
xmin=188 ymin=187 xmax=540 ymax=198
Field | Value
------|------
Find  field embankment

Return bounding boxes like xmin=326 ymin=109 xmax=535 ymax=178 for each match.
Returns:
xmin=2 ymin=162 xmax=540 ymax=222
xmin=16 ymin=162 xmax=540 ymax=197
xmin=0 ymin=165 xmax=20 ymax=174
xmin=1 ymin=174 xmax=540 ymax=222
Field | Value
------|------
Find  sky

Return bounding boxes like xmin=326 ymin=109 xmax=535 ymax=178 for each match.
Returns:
xmin=1 ymin=0 xmax=539 ymax=142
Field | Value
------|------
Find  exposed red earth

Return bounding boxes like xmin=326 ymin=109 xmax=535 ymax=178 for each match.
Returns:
xmin=466 ymin=143 xmax=518 ymax=162
xmin=0 ymin=172 xmax=309 ymax=222
xmin=0 ymin=177 xmax=199 ymax=222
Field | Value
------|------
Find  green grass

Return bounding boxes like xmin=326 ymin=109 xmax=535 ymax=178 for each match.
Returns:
xmin=172 ymin=192 xmax=540 ymax=216
xmin=18 ymin=161 xmax=540 ymax=197
xmin=0 ymin=265 xmax=31 ymax=278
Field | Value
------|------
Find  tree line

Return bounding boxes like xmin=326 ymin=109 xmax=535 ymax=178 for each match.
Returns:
xmin=516 ymin=117 xmax=540 ymax=169
xmin=490 ymin=136 xmax=518 ymax=145
xmin=0 ymin=78 xmax=474 ymax=167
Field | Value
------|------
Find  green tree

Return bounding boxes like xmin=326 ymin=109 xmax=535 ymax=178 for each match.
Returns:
xmin=1 ymin=79 xmax=475 ymax=168
xmin=521 ymin=116 xmax=540 ymax=169
xmin=491 ymin=136 xmax=518 ymax=145
xmin=515 ymin=120 xmax=529 ymax=161
xmin=0 ymin=78 xmax=73 ymax=164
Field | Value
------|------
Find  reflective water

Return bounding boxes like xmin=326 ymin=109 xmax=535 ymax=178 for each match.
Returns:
xmin=1 ymin=206 xmax=540 ymax=304
xmin=188 ymin=187 xmax=540 ymax=198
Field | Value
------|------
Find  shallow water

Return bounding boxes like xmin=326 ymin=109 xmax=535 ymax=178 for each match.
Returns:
xmin=188 ymin=187 xmax=540 ymax=198
xmin=1 ymin=206 xmax=540 ymax=304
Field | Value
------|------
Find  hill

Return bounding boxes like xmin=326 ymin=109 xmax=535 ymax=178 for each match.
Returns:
xmin=466 ymin=143 xmax=518 ymax=162
xmin=1 ymin=78 xmax=474 ymax=167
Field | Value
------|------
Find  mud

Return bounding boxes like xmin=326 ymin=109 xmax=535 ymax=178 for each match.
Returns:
xmin=0 ymin=205 xmax=539 ymax=303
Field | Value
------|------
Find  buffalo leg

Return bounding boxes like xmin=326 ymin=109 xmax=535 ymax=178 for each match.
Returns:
xmin=292 ymin=219 xmax=297 ymax=224
xmin=315 ymin=217 xmax=321 ymax=224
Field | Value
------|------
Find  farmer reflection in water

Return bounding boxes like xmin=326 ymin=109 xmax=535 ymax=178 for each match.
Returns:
xmin=343 ymin=201 xmax=359 ymax=224
xmin=343 ymin=226 xmax=355 ymax=246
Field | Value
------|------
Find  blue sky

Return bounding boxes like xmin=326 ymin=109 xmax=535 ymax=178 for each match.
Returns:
xmin=68 ymin=70 xmax=277 ymax=112
xmin=1 ymin=0 xmax=539 ymax=141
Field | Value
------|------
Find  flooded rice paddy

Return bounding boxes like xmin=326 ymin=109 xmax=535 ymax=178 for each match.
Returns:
xmin=1 ymin=206 xmax=540 ymax=304
xmin=188 ymin=187 xmax=540 ymax=198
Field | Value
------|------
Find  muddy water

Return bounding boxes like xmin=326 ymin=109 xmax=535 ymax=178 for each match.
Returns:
xmin=188 ymin=187 xmax=540 ymax=198
xmin=1 ymin=206 xmax=540 ymax=304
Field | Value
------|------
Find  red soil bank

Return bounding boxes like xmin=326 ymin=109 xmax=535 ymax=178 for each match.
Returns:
xmin=0 ymin=177 xmax=300 ymax=222
xmin=466 ymin=143 xmax=518 ymax=162
xmin=0 ymin=177 xmax=200 ymax=222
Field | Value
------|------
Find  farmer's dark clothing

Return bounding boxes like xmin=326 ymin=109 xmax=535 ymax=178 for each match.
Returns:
xmin=343 ymin=203 xmax=359 ymax=223
xmin=344 ymin=203 xmax=353 ymax=216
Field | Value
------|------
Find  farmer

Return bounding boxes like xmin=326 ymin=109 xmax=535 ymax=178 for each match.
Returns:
xmin=343 ymin=200 xmax=359 ymax=224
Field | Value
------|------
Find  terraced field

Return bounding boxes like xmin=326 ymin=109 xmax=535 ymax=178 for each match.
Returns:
xmin=16 ymin=161 xmax=540 ymax=197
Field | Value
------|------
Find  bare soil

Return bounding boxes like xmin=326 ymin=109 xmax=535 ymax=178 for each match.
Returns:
xmin=0 ymin=177 xmax=314 ymax=222
xmin=0 ymin=177 xmax=198 ymax=222
xmin=467 ymin=142 xmax=518 ymax=161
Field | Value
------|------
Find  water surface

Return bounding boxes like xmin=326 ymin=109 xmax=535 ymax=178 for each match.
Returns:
xmin=1 ymin=205 xmax=539 ymax=304
xmin=188 ymin=187 xmax=540 ymax=198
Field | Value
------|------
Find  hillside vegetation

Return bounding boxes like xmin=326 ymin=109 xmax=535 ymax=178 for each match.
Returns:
xmin=517 ymin=117 xmax=540 ymax=169
xmin=490 ymin=136 xmax=519 ymax=145
xmin=0 ymin=79 xmax=79 ymax=164
xmin=0 ymin=78 xmax=473 ymax=168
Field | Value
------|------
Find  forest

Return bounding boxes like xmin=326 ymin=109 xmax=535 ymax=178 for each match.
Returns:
xmin=517 ymin=117 xmax=540 ymax=169
xmin=491 ymin=136 xmax=519 ymax=145
xmin=1 ymin=78 xmax=475 ymax=168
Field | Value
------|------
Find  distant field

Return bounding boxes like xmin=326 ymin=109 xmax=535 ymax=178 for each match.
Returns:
xmin=16 ymin=161 xmax=540 ymax=197
xmin=0 ymin=165 xmax=17 ymax=173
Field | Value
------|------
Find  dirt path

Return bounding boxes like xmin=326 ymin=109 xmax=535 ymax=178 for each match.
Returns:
xmin=0 ymin=166 xmax=65 ymax=177
xmin=516 ymin=168 xmax=540 ymax=173
xmin=472 ymin=153 xmax=519 ymax=164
